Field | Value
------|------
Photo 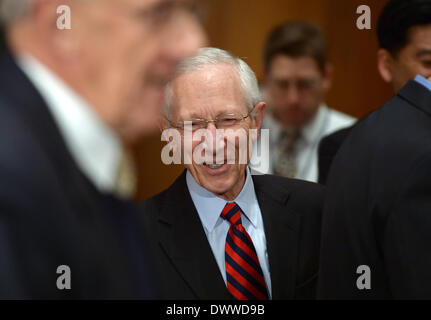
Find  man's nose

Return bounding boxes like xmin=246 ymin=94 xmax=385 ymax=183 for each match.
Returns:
xmin=206 ymin=122 xmax=225 ymax=152
xmin=284 ymin=86 xmax=301 ymax=106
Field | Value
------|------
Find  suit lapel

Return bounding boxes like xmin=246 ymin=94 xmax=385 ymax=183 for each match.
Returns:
xmin=252 ymin=175 xmax=300 ymax=299
xmin=157 ymin=172 xmax=232 ymax=300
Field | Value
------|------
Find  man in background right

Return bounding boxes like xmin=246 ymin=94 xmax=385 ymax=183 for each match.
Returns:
xmin=318 ymin=0 xmax=431 ymax=299
xmin=252 ymin=22 xmax=355 ymax=182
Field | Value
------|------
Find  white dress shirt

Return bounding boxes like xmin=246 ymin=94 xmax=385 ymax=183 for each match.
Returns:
xmin=251 ymin=104 xmax=356 ymax=182
xmin=17 ymin=54 xmax=123 ymax=194
xmin=186 ymin=167 xmax=272 ymax=298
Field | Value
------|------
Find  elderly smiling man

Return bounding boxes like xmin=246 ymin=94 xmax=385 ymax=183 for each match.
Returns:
xmin=141 ymin=47 xmax=325 ymax=300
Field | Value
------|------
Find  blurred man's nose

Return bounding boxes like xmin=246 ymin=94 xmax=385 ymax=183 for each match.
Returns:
xmin=284 ymin=86 xmax=301 ymax=107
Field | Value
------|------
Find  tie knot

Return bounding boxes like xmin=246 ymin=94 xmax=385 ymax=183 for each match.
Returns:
xmin=221 ymin=202 xmax=242 ymax=226
xmin=279 ymin=129 xmax=300 ymax=151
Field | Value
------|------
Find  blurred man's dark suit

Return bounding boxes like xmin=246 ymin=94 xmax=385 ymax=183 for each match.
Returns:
xmin=0 ymin=48 xmax=158 ymax=299
xmin=141 ymin=171 xmax=324 ymax=299
xmin=318 ymin=79 xmax=431 ymax=299
xmin=317 ymin=126 xmax=353 ymax=184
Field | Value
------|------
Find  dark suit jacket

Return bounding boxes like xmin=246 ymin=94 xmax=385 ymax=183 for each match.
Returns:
xmin=140 ymin=171 xmax=324 ymax=300
xmin=318 ymin=80 xmax=431 ymax=299
xmin=317 ymin=126 xmax=353 ymax=185
xmin=0 ymin=48 xmax=158 ymax=299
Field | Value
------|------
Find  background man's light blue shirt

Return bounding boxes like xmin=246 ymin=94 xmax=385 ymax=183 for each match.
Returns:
xmin=414 ymin=75 xmax=431 ymax=92
xmin=186 ymin=168 xmax=272 ymax=298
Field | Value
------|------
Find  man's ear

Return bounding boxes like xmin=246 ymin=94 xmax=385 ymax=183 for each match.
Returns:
xmin=377 ymin=49 xmax=394 ymax=84
xmin=34 ymin=0 xmax=78 ymax=60
xmin=251 ymin=101 xmax=266 ymax=139
xmin=322 ymin=62 xmax=333 ymax=92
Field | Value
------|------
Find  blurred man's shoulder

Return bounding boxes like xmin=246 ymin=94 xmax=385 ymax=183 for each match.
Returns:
xmin=0 ymin=98 xmax=60 ymax=190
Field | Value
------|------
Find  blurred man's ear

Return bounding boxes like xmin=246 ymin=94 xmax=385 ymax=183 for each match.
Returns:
xmin=42 ymin=0 xmax=88 ymax=61
xmin=251 ymin=101 xmax=266 ymax=139
xmin=33 ymin=0 xmax=66 ymax=44
xmin=377 ymin=49 xmax=394 ymax=84
xmin=322 ymin=62 xmax=333 ymax=92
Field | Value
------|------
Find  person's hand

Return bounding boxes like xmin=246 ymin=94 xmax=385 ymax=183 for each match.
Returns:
xmin=428 ymin=75 xmax=431 ymax=82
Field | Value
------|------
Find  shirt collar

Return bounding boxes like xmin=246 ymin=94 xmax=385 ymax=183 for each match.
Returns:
xmin=17 ymin=54 xmax=123 ymax=194
xmin=186 ymin=167 xmax=259 ymax=233
xmin=414 ymin=75 xmax=431 ymax=92
xmin=300 ymin=104 xmax=329 ymax=144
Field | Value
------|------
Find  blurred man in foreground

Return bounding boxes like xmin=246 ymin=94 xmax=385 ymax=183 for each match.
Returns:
xmin=0 ymin=0 xmax=205 ymax=298
xmin=318 ymin=0 xmax=431 ymax=299
xmin=141 ymin=48 xmax=324 ymax=300
xmin=251 ymin=22 xmax=355 ymax=182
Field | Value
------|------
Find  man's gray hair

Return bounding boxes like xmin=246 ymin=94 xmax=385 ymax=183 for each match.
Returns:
xmin=0 ymin=0 xmax=33 ymax=26
xmin=165 ymin=47 xmax=262 ymax=118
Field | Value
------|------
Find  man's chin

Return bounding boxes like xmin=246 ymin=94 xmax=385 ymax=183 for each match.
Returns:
xmin=201 ymin=180 xmax=232 ymax=197
xmin=208 ymin=187 xmax=231 ymax=198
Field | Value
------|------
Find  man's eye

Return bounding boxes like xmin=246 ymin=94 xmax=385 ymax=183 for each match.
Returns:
xmin=218 ymin=118 xmax=238 ymax=126
xmin=275 ymin=80 xmax=289 ymax=89
xmin=297 ymin=80 xmax=314 ymax=89
xmin=191 ymin=121 xmax=204 ymax=128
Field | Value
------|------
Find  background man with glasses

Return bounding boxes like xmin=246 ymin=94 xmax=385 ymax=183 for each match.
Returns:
xmin=253 ymin=22 xmax=356 ymax=182
xmin=141 ymin=47 xmax=324 ymax=300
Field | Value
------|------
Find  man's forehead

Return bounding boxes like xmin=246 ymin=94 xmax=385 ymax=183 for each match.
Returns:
xmin=406 ymin=25 xmax=431 ymax=48
xmin=178 ymin=64 xmax=238 ymax=84
xmin=269 ymin=55 xmax=321 ymax=75
xmin=171 ymin=68 xmax=246 ymax=114
xmin=172 ymin=66 xmax=241 ymax=105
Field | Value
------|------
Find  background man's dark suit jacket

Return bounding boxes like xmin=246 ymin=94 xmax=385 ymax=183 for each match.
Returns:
xmin=317 ymin=126 xmax=353 ymax=185
xmin=0 ymin=48 xmax=158 ymax=299
xmin=141 ymin=171 xmax=324 ymax=300
xmin=318 ymin=80 xmax=431 ymax=299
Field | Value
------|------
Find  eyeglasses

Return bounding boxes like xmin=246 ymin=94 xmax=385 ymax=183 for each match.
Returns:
xmin=167 ymin=106 xmax=256 ymax=131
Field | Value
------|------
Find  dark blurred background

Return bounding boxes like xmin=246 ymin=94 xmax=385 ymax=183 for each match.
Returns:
xmin=0 ymin=0 xmax=393 ymax=200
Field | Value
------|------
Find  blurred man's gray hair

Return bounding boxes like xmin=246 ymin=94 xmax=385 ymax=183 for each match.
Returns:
xmin=0 ymin=0 xmax=33 ymax=26
xmin=165 ymin=47 xmax=262 ymax=118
